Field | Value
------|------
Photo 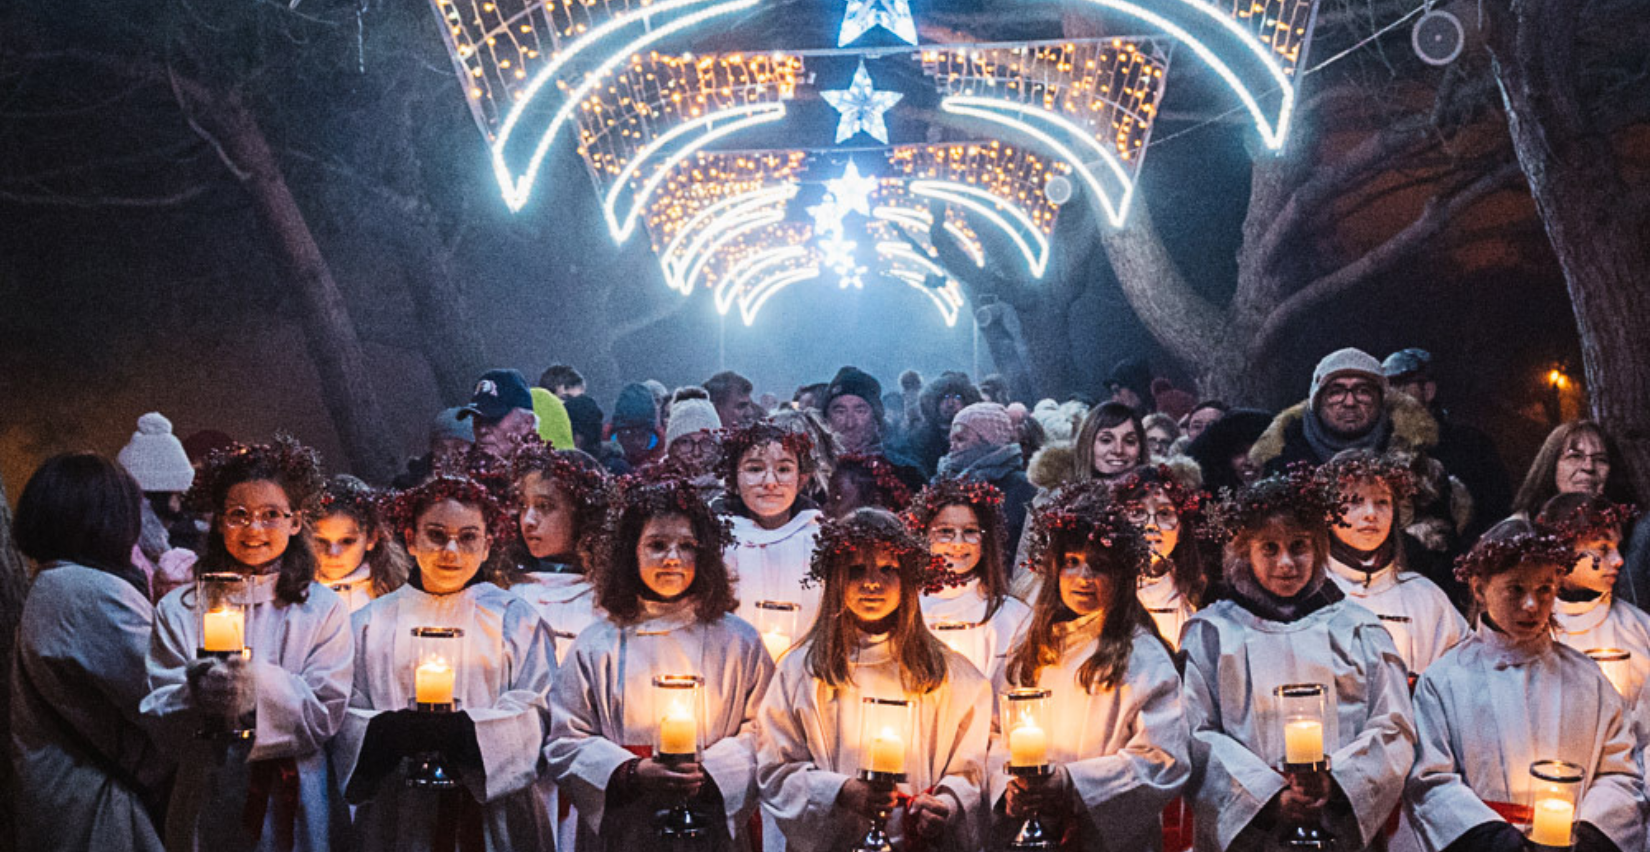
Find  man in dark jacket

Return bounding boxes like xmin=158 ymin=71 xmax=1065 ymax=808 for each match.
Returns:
xmin=909 ymin=371 xmax=981 ymax=475
xmin=937 ymin=402 xmax=1038 ymax=549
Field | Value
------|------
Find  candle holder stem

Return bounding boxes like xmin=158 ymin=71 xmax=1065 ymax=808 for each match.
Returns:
xmin=655 ymin=752 xmax=711 ymax=849
xmin=853 ymin=770 xmax=905 ymax=852
xmin=194 ymin=647 xmax=255 ymax=741
xmin=1277 ymin=760 xmax=1335 ymax=851
xmin=1007 ymin=764 xmax=1057 ymax=851
xmin=406 ymin=698 xmax=462 ymax=789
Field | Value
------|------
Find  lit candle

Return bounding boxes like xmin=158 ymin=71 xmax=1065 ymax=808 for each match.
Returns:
xmin=1283 ymin=719 xmax=1324 ymax=764
xmin=1008 ymin=721 xmax=1048 ymax=767
xmin=761 ymin=630 xmax=791 ymax=660
xmin=202 ymin=608 xmax=245 ymax=653
xmin=659 ymin=705 xmax=697 ymax=756
xmin=414 ymin=659 xmax=455 ymax=705
xmin=868 ymin=727 xmax=905 ymax=774
xmin=1529 ymin=797 xmax=1574 ymax=847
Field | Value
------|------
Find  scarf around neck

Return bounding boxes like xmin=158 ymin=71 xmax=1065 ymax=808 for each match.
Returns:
xmin=1302 ymin=404 xmax=1391 ymax=462
xmin=938 ymin=442 xmax=1024 ymax=481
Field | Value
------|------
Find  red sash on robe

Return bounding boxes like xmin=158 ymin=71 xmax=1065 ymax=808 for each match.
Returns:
xmin=243 ymin=757 xmax=301 ymax=852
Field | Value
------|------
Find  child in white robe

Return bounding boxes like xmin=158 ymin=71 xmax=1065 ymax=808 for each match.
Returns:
xmin=1317 ymin=452 xmax=1467 ymax=678
xmin=910 ymin=477 xmax=1033 ymax=679
xmin=1405 ymin=520 xmax=1645 ymax=852
xmin=1111 ymin=463 xmax=1211 ymax=650
xmin=1181 ymin=470 xmax=1416 ymax=852
xmin=141 ymin=437 xmax=354 ymax=852
xmin=547 ymin=475 xmax=774 ymax=852
xmin=718 ymin=422 xmax=825 ymax=657
xmin=309 ymin=474 xmax=408 ymax=613
xmin=497 ymin=446 xmax=610 ymax=663
xmin=334 ymin=474 xmax=557 ymax=852
xmin=991 ymin=480 xmax=1191 ymax=850
xmin=756 ymin=508 xmax=991 ymax=852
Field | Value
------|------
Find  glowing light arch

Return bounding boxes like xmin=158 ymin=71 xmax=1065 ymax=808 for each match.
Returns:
xmin=909 ymin=180 xmax=1051 ymax=278
xmin=660 ymin=184 xmax=800 ymax=293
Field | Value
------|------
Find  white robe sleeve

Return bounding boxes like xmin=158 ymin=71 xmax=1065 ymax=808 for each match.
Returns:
xmin=755 ymin=664 xmax=858 ymax=852
xmin=330 ymin=611 xmax=383 ymax=802
xmin=1574 ymin=685 xmax=1646 ymax=852
xmin=1403 ymin=670 xmax=1503 ymax=851
xmin=247 ymin=595 xmax=354 ymax=762
xmin=697 ymin=633 xmax=776 ymax=835
xmin=1180 ymin=618 xmax=1288 ymax=851
xmin=139 ymin=593 xmax=211 ymax=746
xmin=466 ymin=599 xmax=557 ymax=804
xmin=931 ymin=657 xmax=992 ymax=851
xmin=1325 ymin=621 xmax=1416 ymax=848
xmin=545 ymin=633 xmax=646 ymax=838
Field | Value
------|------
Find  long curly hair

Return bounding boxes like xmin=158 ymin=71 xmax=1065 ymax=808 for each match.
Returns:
xmin=904 ymin=477 xmax=1013 ymax=620
xmin=381 ymin=474 xmax=518 ymax=590
xmin=716 ymin=421 xmax=817 ymax=520
xmin=1109 ymin=465 xmax=1210 ymax=608
xmin=313 ymin=475 xmax=410 ymax=598
xmin=494 ymin=445 xmax=611 ymax=587
xmin=594 ymin=475 xmax=735 ymax=626
xmin=1007 ymin=481 xmax=1156 ymax=692
xmin=802 ymin=508 xmax=951 ymax=694
xmin=186 ymin=436 xmax=326 ymax=606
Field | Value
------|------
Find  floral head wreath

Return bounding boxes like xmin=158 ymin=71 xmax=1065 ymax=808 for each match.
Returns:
xmin=605 ymin=473 xmax=733 ymax=556
xmin=1453 ymin=528 xmax=1576 ymax=583
xmin=836 ymin=453 xmax=915 ymax=511
xmin=1313 ymin=454 xmax=1419 ymax=504
xmin=805 ymin=511 xmax=954 ymax=595
xmin=186 ymin=434 xmax=326 ymax=515
xmin=381 ymin=475 xmax=518 ymax=545
xmin=512 ymin=443 xmax=609 ymax=509
xmin=1535 ymin=498 xmax=1640 ymax=546
xmin=316 ymin=475 xmax=381 ymax=523
xmin=1210 ymin=465 xmax=1348 ymax=541
xmin=1022 ymin=479 xmax=1152 ymax=577
xmin=717 ymin=420 xmax=817 ymax=489
xmin=905 ymin=476 xmax=1005 ymax=528
xmin=1108 ymin=464 xmax=1218 ymax=541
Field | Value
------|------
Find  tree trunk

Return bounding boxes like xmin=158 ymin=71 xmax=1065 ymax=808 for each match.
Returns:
xmin=402 ymin=235 xmax=492 ymax=406
xmin=970 ymin=300 xmax=1037 ymax=403
xmin=209 ymin=92 xmax=399 ymax=482
xmin=0 ymin=475 xmax=31 ymax=852
xmin=1486 ymin=0 xmax=1650 ymax=500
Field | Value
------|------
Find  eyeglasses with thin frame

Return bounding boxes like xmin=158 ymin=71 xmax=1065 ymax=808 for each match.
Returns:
xmin=1124 ymin=505 xmax=1180 ymax=530
xmin=929 ymin=526 xmax=983 ymax=545
xmin=418 ymin=526 xmax=489 ymax=553
xmin=222 ymin=507 xmax=296 ymax=529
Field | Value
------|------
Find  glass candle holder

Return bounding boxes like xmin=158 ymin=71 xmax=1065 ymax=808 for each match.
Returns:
xmin=1003 ymin=687 xmax=1053 ymax=773
xmin=1274 ymin=683 xmax=1328 ymax=771
xmin=653 ymin=674 xmax=704 ymax=761
xmin=406 ymin=627 xmax=464 ymax=789
xmin=196 ymin=573 xmax=249 ymax=657
xmin=755 ymin=601 xmax=800 ymax=661
xmin=854 ymin=697 xmax=912 ymax=852
xmin=928 ymin=619 xmax=970 ymax=658
xmin=1584 ymin=648 xmax=1631 ymax=699
xmin=1527 ymin=760 xmax=1584 ymax=848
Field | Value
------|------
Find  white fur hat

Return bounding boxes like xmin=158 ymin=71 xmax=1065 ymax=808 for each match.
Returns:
xmin=117 ymin=412 xmax=196 ymax=493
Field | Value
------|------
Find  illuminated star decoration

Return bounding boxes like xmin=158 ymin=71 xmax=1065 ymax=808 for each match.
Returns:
xmin=820 ymin=61 xmax=904 ymax=144
xmin=837 ymin=0 xmax=918 ymax=46
xmin=822 ymin=160 xmax=879 ymax=219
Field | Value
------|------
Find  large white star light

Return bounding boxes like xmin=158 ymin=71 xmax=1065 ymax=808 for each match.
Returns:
xmin=822 ymin=160 xmax=879 ymax=218
xmin=837 ymin=0 xmax=917 ymax=46
xmin=820 ymin=61 xmax=903 ymax=144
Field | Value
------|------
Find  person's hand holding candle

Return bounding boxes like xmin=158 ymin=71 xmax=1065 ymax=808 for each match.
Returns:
xmin=1276 ymin=768 xmax=1331 ymax=824
xmin=907 ymin=791 xmax=954 ymax=840
xmin=633 ymin=757 xmax=706 ymax=799
xmin=836 ymin=777 xmax=902 ymax=820
xmin=1005 ymin=766 xmax=1070 ymax=819
xmin=187 ymin=654 xmax=254 ymax=717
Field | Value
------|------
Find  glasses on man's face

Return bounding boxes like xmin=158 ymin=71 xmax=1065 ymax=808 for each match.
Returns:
xmin=222 ymin=507 xmax=295 ymax=529
xmin=930 ymin=527 xmax=982 ymax=545
xmin=1323 ymin=384 xmax=1379 ymax=405
xmin=1124 ymin=505 xmax=1180 ymax=530
xmin=418 ymin=527 xmax=488 ymax=553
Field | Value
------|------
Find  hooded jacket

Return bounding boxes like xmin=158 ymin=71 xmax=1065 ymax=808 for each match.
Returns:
xmin=907 ymin=372 xmax=982 ymax=474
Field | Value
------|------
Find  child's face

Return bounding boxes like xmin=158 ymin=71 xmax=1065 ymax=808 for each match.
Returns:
xmin=1472 ymin=561 xmax=1561 ymax=641
xmin=1057 ymin=548 xmax=1115 ymax=617
xmin=1334 ymin=478 xmax=1394 ymax=553
xmin=310 ymin=513 xmax=375 ymax=581
xmin=519 ymin=472 xmax=576 ymax=560
xmin=1124 ymin=489 xmax=1181 ymax=564
xmin=407 ymin=499 xmax=492 ymax=594
xmin=1247 ymin=517 xmax=1320 ymax=599
xmin=220 ymin=480 xmax=302 ymax=569
xmin=1565 ymin=529 xmax=1623 ymax=595
xmin=926 ymin=504 xmax=982 ymax=577
xmin=636 ymin=513 xmax=697 ymax=600
xmin=845 ymin=545 xmax=903 ymax=623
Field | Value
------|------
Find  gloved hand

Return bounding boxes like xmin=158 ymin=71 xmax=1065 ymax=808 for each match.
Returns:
xmin=1442 ymin=820 xmax=1529 ymax=852
xmin=1572 ymin=822 xmax=1621 ymax=852
xmin=187 ymin=655 xmax=255 ymax=718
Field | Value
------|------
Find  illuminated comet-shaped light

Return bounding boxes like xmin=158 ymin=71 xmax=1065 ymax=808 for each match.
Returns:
xmin=909 ymin=179 xmax=1051 ymax=278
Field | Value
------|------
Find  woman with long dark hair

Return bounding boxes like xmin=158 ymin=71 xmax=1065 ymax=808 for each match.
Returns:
xmin=141 ymin=437 xmax=353 ymax=851
xmin=547 ymin=476 xmax=772 ymax=851
xmin=991 ymin=480 xmax=1189 ymax=849
xmin=12 ymin=453 xmax=171 ymax=851
xmin=907 ymin=477 xmax=1031 ymax=677
xmin=755 ymin=508 xmax=990 ymax=851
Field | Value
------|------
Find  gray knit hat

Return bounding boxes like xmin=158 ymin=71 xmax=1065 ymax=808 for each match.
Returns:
xmin=666 ymin=398 xmax=723 ymax=445
xmin=117 ymin=412 xmax=196 ymax=493
xmin=1309 ymin=348 xmax=1386 ymax=407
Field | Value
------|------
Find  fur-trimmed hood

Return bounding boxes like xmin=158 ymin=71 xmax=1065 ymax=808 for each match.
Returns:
xmin=1026 ymin=442 xmax=1205 ymax=493
xmin=918 ymin=371 xmax=982 ymax=423
xmin=1250 ymin=391 xmax=1439 ymax=469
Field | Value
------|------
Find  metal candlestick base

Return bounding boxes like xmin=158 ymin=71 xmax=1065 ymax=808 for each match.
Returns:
xmin=655 ymin=753 xmax=711 ymax=849
xmin=1277 ymin=757 xmax=1334 ymax=851
xmin=1007 ymin=763 xmax=1057 ymax=851
xmin=853 ymin=769 xmax=907 ymax=852
xmin=195 ymin=647 xmax=255 ymax=741
xmin=405 ymin=698 xmax=463 ymax=789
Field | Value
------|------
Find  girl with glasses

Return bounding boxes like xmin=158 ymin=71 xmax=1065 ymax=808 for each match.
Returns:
xmin=335 ymin=473 xmax=556 ymax=851
xmin=141 ymin=437 xmax=353 ymax=851
xmin=1111 ymin=464 xmax=1210 ymax=651
xmin=907 ymin=477 xmax=1032 ymax=678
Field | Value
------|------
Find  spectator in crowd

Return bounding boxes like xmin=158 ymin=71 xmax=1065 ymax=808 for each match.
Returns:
xmin=392 ymin=406 xmax=474 ymax=489
xmin=1182 ymin=400 xmax=1228 ymax=442
xmin=705 ymin=370 xmax=757 ymax=429
xmin=610 ymin=381 xmax=663 ymax=469
xmin=1104 ymin=358 xmax=1155 ymax=416
xmin=910 ymin=371 xmax=982 ymax=475
xmin=662 ymin=393 xmax=725 ymax=502
xmin=937 ymin=402 xmax=1037 ymax=548
xmin=1142 ymin=412 xmax=1182 ymax=462
xmin=117 ymin=411 xmax=201 ymax=598
xmin=459 ymin=368 xmax=541 ymax=461
xmin=1383 ymin=347 xmax=1513 ymax=536
xmin=538 ymin=363 xmax=585 ymax=398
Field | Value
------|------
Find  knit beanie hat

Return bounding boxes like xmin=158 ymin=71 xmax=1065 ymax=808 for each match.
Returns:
xmin=118 ymin=412 xmax=195 ymax=493
xmin=1309 ymin=348 xmax=1387 ymax=407
xmin=530 ymin=387 xmax=575 ymax=450
xmin=612 ymin=382 xmax=660 ymax=430
xmin=430 ymin=407 xmax=475 ymax=443
xmin=824 ymin=366 xmax=885 ymax=420
xmin=1151 ymin=378 xmax=1197 ymax=423
xmin=665 ymin=398 xmax=722 ymax=445
xmin=564 ymin=395 xmax=604 ymax=447
xmin=951 ymin=402 xmax=1015 ymax=447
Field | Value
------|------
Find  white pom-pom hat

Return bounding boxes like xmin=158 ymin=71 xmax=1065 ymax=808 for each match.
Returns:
xmin=117 ymin=412 xmax=196 ymax=493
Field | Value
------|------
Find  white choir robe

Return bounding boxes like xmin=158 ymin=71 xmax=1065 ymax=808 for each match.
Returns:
xmin=1138 ymin=572 xmax=1197 ymax=650
xmin=729 ymin=510 xmax=823 ymax=649
xmin=1180 ymin=596 xmax=1416 ymax=852
xmin=321 ymin=564 xmax=377 ymax=614
xmin=142 ymin=572 xmax=353 ymax=852
xmin=755 ymin=633 xmax=991 ymax=852
xmin=921 ymin=578 xmax=1033 ymax=680
xmin=1327 ymin=557 xmax=1468 ymax=676
xmin=546 ymin=600 xmax=775 ymax=851
xmin=987 ymin=618 xmax=1191 ymax=851
xmin=332 ymin=582 xmax=555 ymax=851
xmin=1554 ymin=593 xmax=1650 ymax=746
xmin=1404 ymin=624 xmax=1646 ymax=852
xmin=510 ymin=571 xmax=603 ymax=665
